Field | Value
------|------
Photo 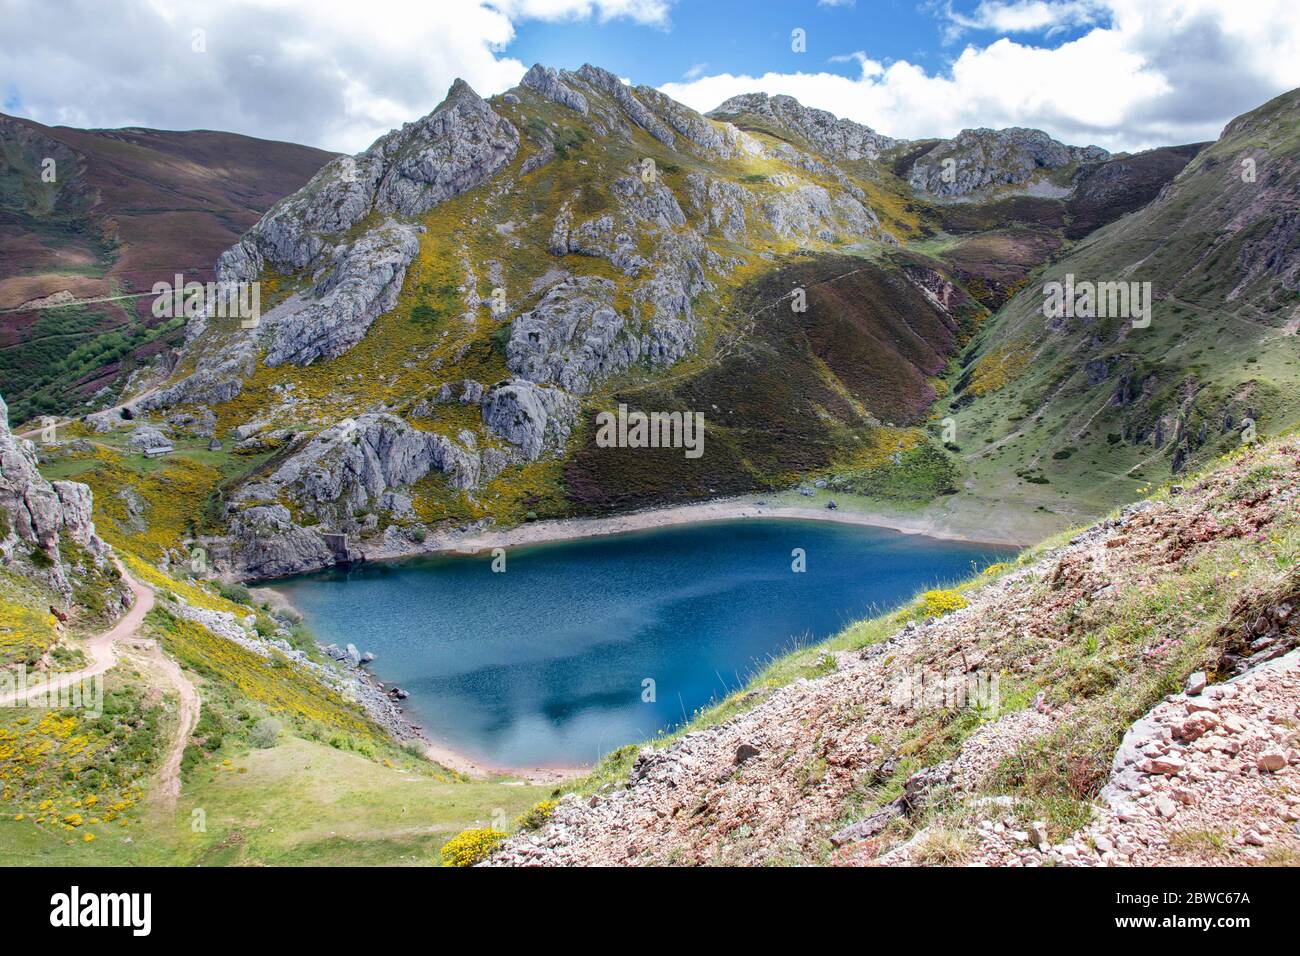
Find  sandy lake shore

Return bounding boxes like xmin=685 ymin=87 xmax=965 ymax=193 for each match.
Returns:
xmin=375 ymin=493 xmax=1039 ymax=563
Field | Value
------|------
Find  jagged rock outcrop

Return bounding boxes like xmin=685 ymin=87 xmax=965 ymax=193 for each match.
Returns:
xmin=633 ymin=85 xmax=730 ymax=158
xmin=262 ymin=221 xmax=422 ymax=366
xmin=907 ymin=127 xmax=1108 ymax=198
xmin=0 ymin=393 xmax=107 ymax=592
xmin=682 ymin=169 xmax=883 ymax=246
xmin=145 ymin=79 xmax=519 ymax=408
xmin=481 ymin=380 xmax=580 ymax=460
xmin=708 ymin=92 xmax=897 ymax=160
xmin=233 ymin=414 xmax=480 ymax=523
xmin=507 ymin=276 xmax=640 ymax=394
xmin=515 ymin=63 xmax=741 ymax=160
xmin=572 ymin=64 xmax=676 ymax=147
xmin=221 ymin=504 xmax=336 ymax=580
xmin=520 ymin=64 xmax=588 ymax=115
xmin=222 ymin=79 xmax=517 ymax=279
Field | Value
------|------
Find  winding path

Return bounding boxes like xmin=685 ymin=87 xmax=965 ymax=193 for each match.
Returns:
xmin=0 ymin=558 xmax=200 ymax=807
xmin=147 ymin=642 xmax=200 ymax=806
xmin=0 ymin=558 xmax=152 ymax=707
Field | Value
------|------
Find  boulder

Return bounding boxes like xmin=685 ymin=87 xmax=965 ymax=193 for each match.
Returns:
xmin=481 ymin=380 xmax=579 ymax=460
xmin=0 ymin=392 xmax=107 ymax=592
xmin=127 ymin=424 xmax=171 ymax=450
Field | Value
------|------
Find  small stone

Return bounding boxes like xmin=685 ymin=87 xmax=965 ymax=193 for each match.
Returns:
xmin=1141 ymin=755 xmax=1186 ymax=776
xmin=1221 ymin=714 xmax=1247 ymax=734
xmin=1256 ymin=750 xmax=1287 ymax=772
xmin=1242 ymin=831 xmax=1266 ymax=847
xmin=1155 ymin=796 xmax=1178 ymax=818
xmin=1115 ymin=802 xmax=1142 ymax=822
xmin=829 ymin=805 xmax=901 ymax=846
xmin=1185 ymin=671 xmax=1207 ymax=696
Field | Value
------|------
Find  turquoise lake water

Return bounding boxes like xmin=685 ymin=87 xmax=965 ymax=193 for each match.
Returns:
xmin=269 ymin=519 xmax=1013 ymax=769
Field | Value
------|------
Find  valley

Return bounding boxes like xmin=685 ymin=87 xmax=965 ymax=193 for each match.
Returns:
xmin=2 ymin=57 xmax=1297 ymax=871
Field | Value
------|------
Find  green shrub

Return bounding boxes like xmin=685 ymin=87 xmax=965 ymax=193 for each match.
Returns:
xmin=216 ymin=581 xmax=252 ymax=605
xmin=250 ymin=718 xmax=282 ymax=749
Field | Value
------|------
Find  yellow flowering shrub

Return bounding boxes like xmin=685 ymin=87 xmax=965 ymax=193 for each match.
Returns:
xmin=120 ymin=552 xmax=245 ymax=616
xmin=1 ymin=703 xmax=152 ymax=842
xmin=77 ymin=452 xmax=223 ymax=562
xmin=439 ymin=827 xmax=506 ymax=867
xmin=152 ymin=610 xmax=383 ymax=743
xmin=918 ymin=588 xmax=969 ymax=618
xmin=969 ymin=343 xmax=1032 ymax=396
xmin=0 ymin=570 xmax=61 ymax=666
xmin=516 ymin=800 xmax=557 ymax=831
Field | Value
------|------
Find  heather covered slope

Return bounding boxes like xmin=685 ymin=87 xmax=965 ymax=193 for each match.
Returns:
xmin=943 ymin=88 xmax=1300 ymax=526
xmin=0 ymin=113 xmax=334 ymax=424
xmin=490 ymin=431 xmax=1300 ymax=866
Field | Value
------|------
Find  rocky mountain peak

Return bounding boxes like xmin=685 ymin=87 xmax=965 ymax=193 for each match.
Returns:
xmin=519 ymin=64 xmax=589 ymax=114
xmin=707 ymin=91 xmax=898 ymax=161
xmin=906 ymin=126 xmax=1110 ymax=198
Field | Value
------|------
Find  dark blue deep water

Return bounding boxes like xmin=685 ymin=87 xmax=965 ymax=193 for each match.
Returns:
xmin=269 ymin=520 xmax=1012 ymax=768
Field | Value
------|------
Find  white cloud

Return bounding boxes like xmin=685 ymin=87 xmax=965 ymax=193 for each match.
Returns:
xmin=662 ymin=0 xmax=1300 ymax=153
xmin=489 ymin=0 xmax=671 ymax=26
xmin=2 ymin=0 xmax=1296 ymax=158
xmin=0 ymin=0 xmax=668 ymax=152
xmin=942 ymin=1 xmax=1108 ymax=39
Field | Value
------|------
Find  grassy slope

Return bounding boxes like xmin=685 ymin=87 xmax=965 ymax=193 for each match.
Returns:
xmin=944 ymin=89 xmax=1300 ymax=530
xmin=3 ymin=735 xmax=549 ymax=866
xmin=1 ymin=535 xmax=551 ymax=866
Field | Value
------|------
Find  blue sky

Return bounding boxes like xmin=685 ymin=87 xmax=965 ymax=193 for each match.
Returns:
xmin=507 ymin=1 xmax=958 ymax=85
xmin=1 ymin=1 xmax=1297 ymax=154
